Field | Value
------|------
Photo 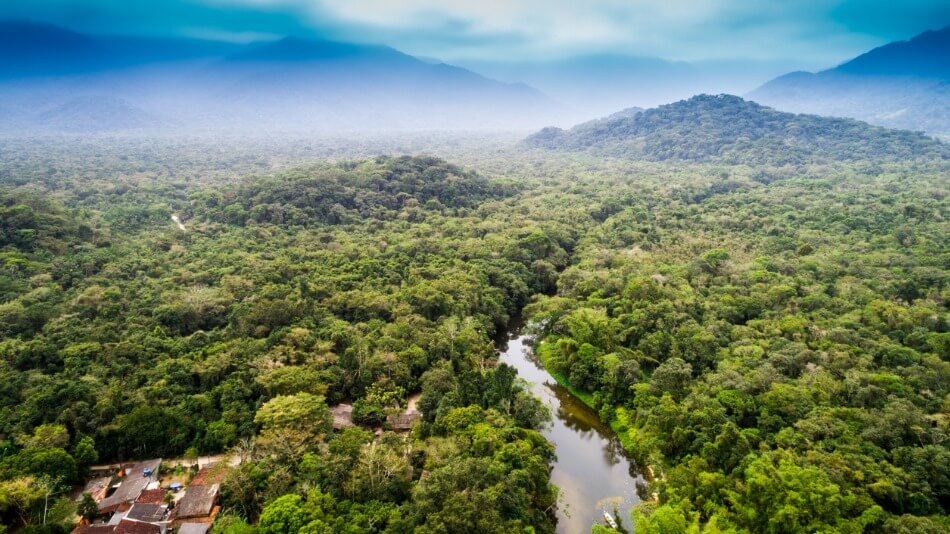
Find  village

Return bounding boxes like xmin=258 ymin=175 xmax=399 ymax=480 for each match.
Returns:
xmin=70 ymin=397 xmax=423 ymax=534
xmin=72 ymin=457 xmax=227 ymax=534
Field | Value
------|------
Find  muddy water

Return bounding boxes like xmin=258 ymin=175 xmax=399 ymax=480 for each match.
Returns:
xmin=498 ymin=326 xmax=642 ymax=533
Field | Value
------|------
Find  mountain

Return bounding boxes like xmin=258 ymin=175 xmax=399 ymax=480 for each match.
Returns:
xmin=0 ymin=20 xmax=104 ymax=78
xmin=0 ymin=20 xmax=242 ymax=79
xmin=749 ymin=26 xmax=950 ymax=137
xmin=525 ymin=94 xmax=948 ymax=164
xmin=461 ymin=55 xmax=802 ymax=123
xmin=0 ymin=21 xmax=559 ymax=133
xmin=835 ymin=26 xmax=949 ymax=77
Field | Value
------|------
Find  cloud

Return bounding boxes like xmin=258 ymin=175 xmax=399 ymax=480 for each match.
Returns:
xmin=180 ymin=27 xmax=282 ymax=43
xmin=202 ymin=0 xmax=945 ymax=63
xmin=4 ymin=0 xmax=948 ymax=64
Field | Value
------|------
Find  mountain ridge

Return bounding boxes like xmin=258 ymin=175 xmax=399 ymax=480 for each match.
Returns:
xmin=749 ymin=26 xmax=950 ymax=136
xmin=525 ymin=94 xmax=947 ymax=164
xmin=0 ymin=20 xmax=560 ymax=132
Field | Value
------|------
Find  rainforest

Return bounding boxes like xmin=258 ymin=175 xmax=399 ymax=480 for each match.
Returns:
xmin=0 ymin=92 xmax=948 ymax=533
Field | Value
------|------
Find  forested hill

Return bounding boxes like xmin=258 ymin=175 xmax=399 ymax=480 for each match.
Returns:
xmin=525 ymin=94 xmax=948 ymax=164
xmin=197 ymin=156 xmax=511 ymax=227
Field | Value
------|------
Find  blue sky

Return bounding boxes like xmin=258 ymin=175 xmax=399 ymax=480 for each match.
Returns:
xmin=4 ymin=0 xmax=948 ymax=65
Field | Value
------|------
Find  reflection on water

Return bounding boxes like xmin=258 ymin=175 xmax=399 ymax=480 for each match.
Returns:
xmin=498 ymin=326 xmax=642 ymax=533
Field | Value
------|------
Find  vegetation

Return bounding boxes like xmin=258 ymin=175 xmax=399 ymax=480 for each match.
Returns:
xmin=0 ymin=99 xmax=947 ymax=531
xmin=526 ymin=94 xmax=948 ymax=164
xmin=526 ymin=156 xmax=950 ymax=531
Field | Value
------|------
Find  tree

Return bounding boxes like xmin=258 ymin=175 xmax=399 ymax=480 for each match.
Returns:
xmin=254 ymin=394 xmax=332 ymax=460
xmin=258 ymin=494 xmax=311 ymax=534
xmin=18 ymin=425 xmax=69 ymax=450
xmin=77 ymin=493 xmax=98 ymax=522
xmin=0 ymin=476 xmax=44 ymax=526
xmin=649 ymin=358 xmax=693 ymax=400
xmin=71 ymin=437 xmax=98 ymax=473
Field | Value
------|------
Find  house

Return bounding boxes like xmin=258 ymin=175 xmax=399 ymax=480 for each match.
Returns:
xmin=177 ymin=524 xmax=210 ymax=534
xmin=114 ymin=519 xmax=163 ymax=534
xmin=386 ymin=412 xmax=421 ymax=431
xmin=98 ymin=459 xmax=162 ymax=514
xmin=175 ymin=484 xmax=220 ymax=519
xmin=72 ymin=526 xmax=117 ymax=534
xmin=124 ymin=503 xmax=167 ymax=524
xmin=330 ymin=403 xmax=354 ymax=429
xmin=135 ymin=489 xmax=168 ymax=505
xmin=77 ymin=476 xmax=111 ymax=503
xmin=188 ymin=464 xmax=225 ymax=486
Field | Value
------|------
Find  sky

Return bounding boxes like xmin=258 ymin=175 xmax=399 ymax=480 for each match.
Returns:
xmin=4 ymin=0 xmax=949 ymax=66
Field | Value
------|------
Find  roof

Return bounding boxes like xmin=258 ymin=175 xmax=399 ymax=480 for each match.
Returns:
xmin=125 ymin=503 xmax=167 ymax=523
xmin=80 ymin=476 xmax=111 ymax=496
xmin=135 ymin=489 xmax=167 ymax=505
xmin=177 ymin=524 xmax=210 ymax=534
xmin=99 ymin=459 xmax=162 ymax=513
xmin=114 ymin=520 xmax=161 ymax=534
xmin=176 ymin=484 xmax=219 ymax=519
xmin=330 ymin=403 xmax=354 ymax=429
xmin=73 ymin=526 xmax=117 ymax=534
xmin=386 ymin=412 xmax=421 ymax=430
xmin=188 ymin=464 xmax=225 ymax=486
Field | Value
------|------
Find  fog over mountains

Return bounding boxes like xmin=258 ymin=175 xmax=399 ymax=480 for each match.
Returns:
xmin=460 ymin=56 xmax=801 ymax=121
xmin=1 ymin=20 xmax=947 ymax=136
xmin=749 ymin=26 xmax=949 ymax=137
xmin=0 ymin=20 xmax=556 ymax=133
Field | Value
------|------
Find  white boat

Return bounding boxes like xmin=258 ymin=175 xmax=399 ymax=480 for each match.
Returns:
xmin=603 ymin=509 xmax=619 ymax=529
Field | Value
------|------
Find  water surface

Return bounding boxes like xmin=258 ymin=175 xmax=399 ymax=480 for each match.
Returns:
xmin=498 ymin=326 xmax=642 ymax=533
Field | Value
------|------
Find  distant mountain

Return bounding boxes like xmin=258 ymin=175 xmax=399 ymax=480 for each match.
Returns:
xmin=836 ymin=26 xmax=949 ymax=77
xmin=0 ymin=20 xmax=104 ymax=78
xmin=525 ymin=94 xmax=947 ymax=164
xmin=749 ymin=26 xmax=950 ymax=137
xmin=0 ymin=20 xmax=241 ymax=79
xmin=0 ymin=21 xmax=559 ymax=132
xmin=462 ymin=55 xmax=802 ymax=122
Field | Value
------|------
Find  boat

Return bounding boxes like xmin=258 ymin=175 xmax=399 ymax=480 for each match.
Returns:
xmin=603 ymin=509 xmax=619 ymax=529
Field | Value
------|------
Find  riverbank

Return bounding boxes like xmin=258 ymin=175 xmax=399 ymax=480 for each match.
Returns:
xmin=501 ymin=328 xmax=643 ymax=533
xmin=534 ymin=338 xmax=658 ymax=486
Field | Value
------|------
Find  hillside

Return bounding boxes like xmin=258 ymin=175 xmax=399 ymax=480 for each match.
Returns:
xmin=525 ymin=94 xmax=947 ymax=164
xmin=749 ymin=26 xmax=950 ymax=136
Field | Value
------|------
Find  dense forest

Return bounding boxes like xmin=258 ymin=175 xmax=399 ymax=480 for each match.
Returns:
xmin=0 ymin=97 xmax=948 ymax=532
xmin=525 ymin=95 xmax=948 ymax=165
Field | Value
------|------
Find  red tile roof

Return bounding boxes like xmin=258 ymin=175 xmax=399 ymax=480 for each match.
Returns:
xmin=135 ymin=489 xmax=167 ymax=504
xmin=189 ymin=465 xmax=225 ymax=486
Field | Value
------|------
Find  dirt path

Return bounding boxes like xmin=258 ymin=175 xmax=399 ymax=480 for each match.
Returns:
xmin=171 ymin=214 xmax=186 ymax=232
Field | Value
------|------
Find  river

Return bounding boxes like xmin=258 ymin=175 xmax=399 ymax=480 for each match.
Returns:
xmin=498 ymin=324 xmax=642 ymax=533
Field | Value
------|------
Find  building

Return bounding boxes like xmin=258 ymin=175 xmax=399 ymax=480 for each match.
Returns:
xmin=98 ymin=459 xmax=162 ymax=514
xmin=177 ymin=524 xmax=210 ymax=534
xmin=114 ymin=519 xmax=163 ymax=534
xmin=124 ymin=503 xmax=167 ymax=524
xmin=72 ymin=526 xmax=117 ymax=534
xmin=77 ymin=476 xmax=112 ymax=503
xmin=386 ymin=412 xmax=421 ymax=431
xmin=175 ymin=484 xmax=220 ymax=520
xmin=135 ymin=489 xmax=168 ymax=505
xmin=330 ymin=403 xmax=354 ymax=429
